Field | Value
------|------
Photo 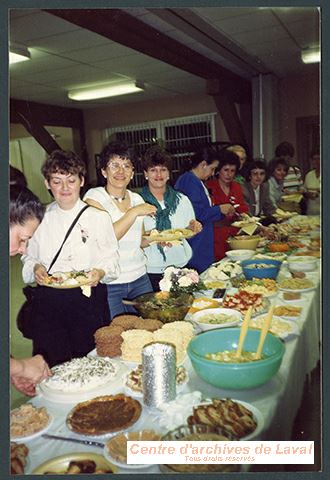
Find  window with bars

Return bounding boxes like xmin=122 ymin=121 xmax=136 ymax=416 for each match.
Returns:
xmin=100 ymin=113 xmax=217 ymax=188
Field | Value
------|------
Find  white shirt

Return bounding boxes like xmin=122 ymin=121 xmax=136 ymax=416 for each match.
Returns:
xmin=304 ymin=169 xmax=321 ymax=215
xmin=253 ymin=185 xmax=261 ymax=215
xmin=84 ymin=187 xmax=147 ymax=284
xmin=22 ymin=199 xmax=120 ymax=284
xmin=143 ymin=193 xmax=194 ymax=274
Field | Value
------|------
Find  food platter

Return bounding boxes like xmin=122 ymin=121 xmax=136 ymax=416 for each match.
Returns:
xmin=103 ymin=430 xmax=161 ymax=469
xmin=279 ymin=286 xmax=316 ymax=294
xmin=11 ymin=414 xmax=54 ymax=442
xmin=249 ymin=315 xmax=300 ymax=340
xmin=42 ymin=271 xmax=91 ymax=289
xmin=278 ymin=292 xmax=305 ymax=303
xmin=273 ymin=305 xmax=302 ymax=320
xmin=103 ymin=445 xmax=154 ymax=470
xmin=37 ymin=357 xmax=124 ymax=403
xmin=143 ymin=228 xmax=194 ymax=243
xmin=124 ymin=365 xmax=189 ymax=398
xmin=66 ymin=394 xmax=142 ymax=436
xmin=32 ymin=452 xmax=118 ymax=474
xmin=222 ymin=291 xmax=270 ymax=317
xmin=188 ymin=398 xmax=264 ymax=441
xmin=191 ymin=308 xmax=242 ymax=331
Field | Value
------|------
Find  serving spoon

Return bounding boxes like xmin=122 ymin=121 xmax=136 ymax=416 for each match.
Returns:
xmin=235 ymin=306 xmax=253 ymax=359
xmin=255 ymin=305 xmax=275 ymax=360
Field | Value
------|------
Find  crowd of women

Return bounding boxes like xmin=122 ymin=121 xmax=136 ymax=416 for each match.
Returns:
xmin=9 ymin=139 xmax=320 ymax=395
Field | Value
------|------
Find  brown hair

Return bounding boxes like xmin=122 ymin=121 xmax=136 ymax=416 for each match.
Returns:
xmin=142 ymin=145 xmax=172 ymax=171
xmin=41 ymin=150 xmax=86 ymax=181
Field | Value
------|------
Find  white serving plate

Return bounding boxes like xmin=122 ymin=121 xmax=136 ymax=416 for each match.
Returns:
xmin=103 ymin=445 xmax=154 ymax=470
xmin=225 ymin=249 xmax=255 ymax=262
xmin=11 ymin=414 xmax=54 ymax=442
xmin=250 ymin=315 xmax=300 ymax=340
xmin=191 ymin=308 xmax=242 ymax=331
xmin=103 ymin=431 xmax=160 ymax=470
xmin=279 ymin=286 xmax=316 ymax=294
xmin=193 ymin=399 xmax=265 ymax=441
xmin=288 ymin=255 xmax=317 ymax=272
xmin=278 ymin=292 xmax=305 ymax=304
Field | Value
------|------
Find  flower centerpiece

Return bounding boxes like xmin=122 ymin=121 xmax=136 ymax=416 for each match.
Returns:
xmin=159 ymin=267 xmax=205 ymax=295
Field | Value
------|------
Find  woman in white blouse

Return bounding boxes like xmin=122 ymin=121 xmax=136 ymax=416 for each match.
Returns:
xmin=84 ymin=142 xmax=156 ymax=319
xmin=22 ymin=150 xmax=120 ymax=367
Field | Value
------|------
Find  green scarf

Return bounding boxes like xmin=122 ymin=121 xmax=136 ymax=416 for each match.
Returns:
xmin=141 ymin=185 xmax=181 ymax=260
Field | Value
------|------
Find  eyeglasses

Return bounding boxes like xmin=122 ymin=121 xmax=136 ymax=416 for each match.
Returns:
xmin=107 ymin=162 xmax=133 ymax=172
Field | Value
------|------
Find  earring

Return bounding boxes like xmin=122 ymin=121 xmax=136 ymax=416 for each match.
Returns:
xmin=145 ymin=176 xmax=149 ymax=180
xmin=131 ymin=174 xmax=134 ymax=179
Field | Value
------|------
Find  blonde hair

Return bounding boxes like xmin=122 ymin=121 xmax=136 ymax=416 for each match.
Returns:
xmin=227 ymin=145 xmax=247 ymax=158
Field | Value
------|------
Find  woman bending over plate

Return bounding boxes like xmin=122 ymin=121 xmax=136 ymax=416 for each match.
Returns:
xmin=175 ymin=146 xmax=235 ymax=273
xmin=140 ymin=145 xmax=201 ymax=291
xmin=22 ymin=150 xmax=120 ymax=367
xmin=84 ymin=142 xmax=156 ymax=319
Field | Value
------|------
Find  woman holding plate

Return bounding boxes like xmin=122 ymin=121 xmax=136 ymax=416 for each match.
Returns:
xmin=206 ymin=149 xmax=249 ymax=261
xmin=140 ymin=145 xmax=201 ymax=291
xmin=22 ymin=150 xmax=120 ymax=367
xmin=84 ymin=142 xmax=157 ymax=318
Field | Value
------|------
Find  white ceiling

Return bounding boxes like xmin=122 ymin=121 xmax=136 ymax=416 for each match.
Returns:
xmin=9 ymin=7 xmax=320 ymax=110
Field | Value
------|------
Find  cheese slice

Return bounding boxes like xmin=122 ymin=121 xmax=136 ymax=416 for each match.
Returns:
xmin=240 ymin=223 xmax=259 ymax=236
xmin=81 ymin=285 xmax=91 ymax=297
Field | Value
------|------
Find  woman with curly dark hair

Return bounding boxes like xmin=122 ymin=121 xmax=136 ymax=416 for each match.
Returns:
xmin=84 ymin=142 xmax=156 ymax=317
xmin=22 ymin=150 xmax=119 ymax=366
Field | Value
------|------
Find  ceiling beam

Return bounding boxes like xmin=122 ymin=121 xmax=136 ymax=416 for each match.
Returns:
xmin=212 ymin=93 xmax=248 ymax=146
xmin=44 ymin=8 xmax=251 ymax=103
xmin=10 ymin=99 xmax=89 ymax=166
xmin=14 ymin=109 xmax=61 ymax=155
xmin=148 ymin=8 xmax=267 ymax=76
xmin=10 ymin=99 xmax=84 ymax=128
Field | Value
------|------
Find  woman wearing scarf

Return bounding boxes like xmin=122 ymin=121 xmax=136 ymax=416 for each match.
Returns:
xmin=140 ymin=146 xmax=201 ymax=291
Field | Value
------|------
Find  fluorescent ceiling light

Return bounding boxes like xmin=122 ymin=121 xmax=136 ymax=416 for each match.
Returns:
xmin=68 ymin=81 xmax=144 ymax=101
xmin=9 ymin=44 xmax=31 ymax=64
xmin=301 ymin=47 xmax=320 ymax=64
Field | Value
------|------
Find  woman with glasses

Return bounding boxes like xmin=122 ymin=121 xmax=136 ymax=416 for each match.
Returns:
xmin=84 ymin=142 xmax=157 ymax=319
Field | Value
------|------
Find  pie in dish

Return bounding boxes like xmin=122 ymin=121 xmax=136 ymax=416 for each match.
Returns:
xmin=106 ymin=430 xmax=161 ymax=464
xmin=66 ymin=394 xmax=142 ymax=435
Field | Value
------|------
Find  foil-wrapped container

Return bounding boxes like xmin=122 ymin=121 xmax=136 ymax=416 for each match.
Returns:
xmin=142 ymin=342 xmax=176 ymax=408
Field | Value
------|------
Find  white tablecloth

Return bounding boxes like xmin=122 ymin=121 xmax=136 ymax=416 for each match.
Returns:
xmin=19 ymin=264 xmax=320 ymax=474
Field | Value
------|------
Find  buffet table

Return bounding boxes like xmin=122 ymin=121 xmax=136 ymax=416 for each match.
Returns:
xmin=18 ymin=258 xmax=320 ymax=474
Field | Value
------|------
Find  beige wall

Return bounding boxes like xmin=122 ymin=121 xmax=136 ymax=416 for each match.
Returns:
xmin=278 ymin=67 xmax=320 ymax=155
xmin=83 ymin=93 xmax=229 ymax=181
xmin=10 ymin=125 xmax=75 ymax=152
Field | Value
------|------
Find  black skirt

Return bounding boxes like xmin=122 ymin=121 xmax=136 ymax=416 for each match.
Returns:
xmin=30 ymin=284 xmax=110 ymax=367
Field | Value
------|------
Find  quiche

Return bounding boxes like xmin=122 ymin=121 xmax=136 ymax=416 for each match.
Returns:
xmin=66 ymin=394 xmax=142 ymax=435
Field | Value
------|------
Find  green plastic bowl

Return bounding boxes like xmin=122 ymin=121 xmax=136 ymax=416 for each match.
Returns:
xmin=187 ymin=328 xmax=285 ymax=390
